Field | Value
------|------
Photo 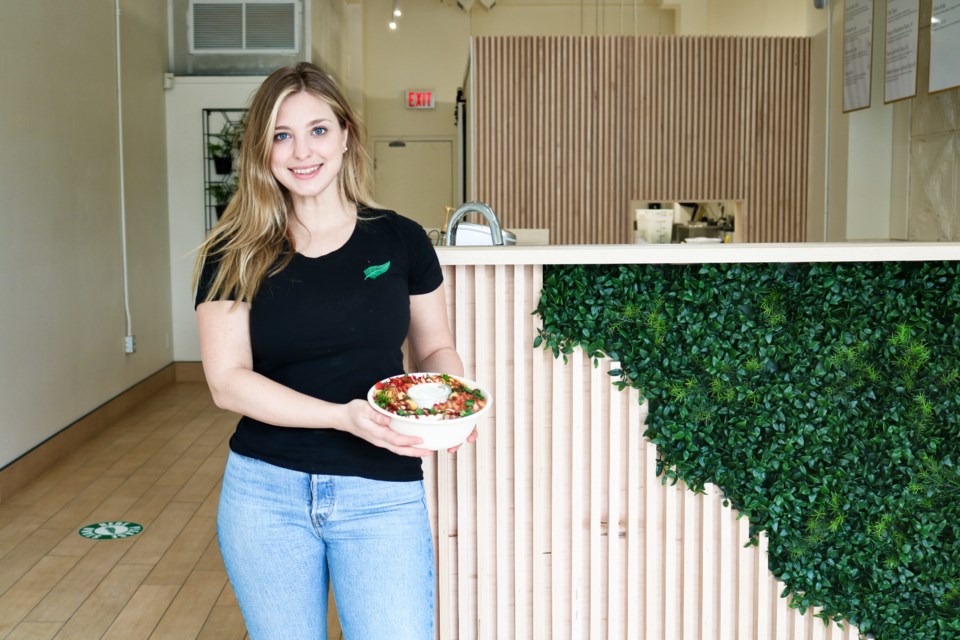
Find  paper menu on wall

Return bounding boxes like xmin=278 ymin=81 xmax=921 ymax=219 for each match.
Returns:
xmin=930 ymin=0 xmax=960 ymax=93
xmin=884 ymin=0 xmax=919 ymax=103
xmin=844 ymin=0 xmax=875 ymax=112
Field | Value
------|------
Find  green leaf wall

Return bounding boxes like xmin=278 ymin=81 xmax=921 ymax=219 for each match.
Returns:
xmin=535 ymin=261 xmax=960 ymax=639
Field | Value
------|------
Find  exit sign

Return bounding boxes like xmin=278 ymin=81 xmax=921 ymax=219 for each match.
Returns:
xmin=405 ymin=90 xmax=435 ymax=109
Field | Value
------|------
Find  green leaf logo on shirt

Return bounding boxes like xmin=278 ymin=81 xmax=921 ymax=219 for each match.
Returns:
xmin=363 ymin=261 xmax=391 ymax=280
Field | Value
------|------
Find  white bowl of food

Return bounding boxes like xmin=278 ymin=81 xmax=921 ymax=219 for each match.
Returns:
xmin=367 ymin=372 xmax=492 ymax=451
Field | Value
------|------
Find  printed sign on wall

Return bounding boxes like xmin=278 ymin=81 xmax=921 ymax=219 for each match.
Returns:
xmin=930 ymin=0 xmax=960 ymax=93
xmin=884 ymin=0 xmax=920 ymax=102
xmin=844 ymin=0 xmax=875 ymax=112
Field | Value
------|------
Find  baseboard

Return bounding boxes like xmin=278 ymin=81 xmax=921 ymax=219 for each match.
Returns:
xmin=0 ymin=364 xmax=177 ymax=503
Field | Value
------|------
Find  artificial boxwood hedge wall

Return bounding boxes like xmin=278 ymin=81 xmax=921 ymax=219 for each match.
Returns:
xmin=534 ymin=261 xmax=960 ymax=639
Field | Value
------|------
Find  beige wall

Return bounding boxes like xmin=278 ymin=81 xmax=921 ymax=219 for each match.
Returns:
xmin=0 ymin=0 xmax=172 ymax=467
xmin=311 ymin=0 xmax=347 ymax=80
xmin=665 ymin=0 xmax=823 ymax=35
xmin=702 ymin=0 xmax=808 ymax=36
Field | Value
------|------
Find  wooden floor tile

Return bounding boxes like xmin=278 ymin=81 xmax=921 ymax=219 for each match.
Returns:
xmin=100 ymin=584 xmax=180 ymax=639
xmin=0 ymin=528 xmax=73 ymax=594
xmin=5 ymin=621 xmax=63 ymax=640
xmin=0 ymin=513 xmax=48 ymax=560
xmin=0 ymin=556 xmax=78 ymax=637
xmin=52 ymin=562 xmax=152 ymax=639
xmin=26 ymin=537 xmax=135 ymax=623
xmin=149 ymin=570 xmax=227 ymax=639
xmin=143 ymin=514 xmax=217 ymax=586
xmin=196 ymin=603 xmax=247 ymax=640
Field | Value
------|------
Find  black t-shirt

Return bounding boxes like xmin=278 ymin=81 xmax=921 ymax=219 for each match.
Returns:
xmin=195 ymin=209 xmax=443 ymax=481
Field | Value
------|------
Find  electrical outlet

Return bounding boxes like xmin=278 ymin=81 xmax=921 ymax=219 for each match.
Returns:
xmin=124 ymin=335 xmax=136 ymax=354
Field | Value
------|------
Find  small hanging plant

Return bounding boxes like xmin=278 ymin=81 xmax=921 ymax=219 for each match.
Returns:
xmin=535 ymin=261 xmax=960 ymax=639
xmin=207 ymin=175 xmax=238 ymax=219
xmin=207 ymin=117 xmax=244 ymax=175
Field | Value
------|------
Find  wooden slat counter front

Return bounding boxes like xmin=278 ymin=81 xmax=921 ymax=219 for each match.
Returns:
xmin=424 ymin=243 xmax=960 ymax=640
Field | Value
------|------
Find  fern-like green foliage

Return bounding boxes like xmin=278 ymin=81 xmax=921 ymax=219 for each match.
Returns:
xmin=534 ymin=261 xmax=960 ymax=639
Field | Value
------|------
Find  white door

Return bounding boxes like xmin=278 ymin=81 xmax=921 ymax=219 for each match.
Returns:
xmin=373 ymin=139 xmax=454 ymax=233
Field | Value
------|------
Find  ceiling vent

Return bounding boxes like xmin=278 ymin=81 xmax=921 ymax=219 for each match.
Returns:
xmin=189 ymin=0 xmax=301 ymax=54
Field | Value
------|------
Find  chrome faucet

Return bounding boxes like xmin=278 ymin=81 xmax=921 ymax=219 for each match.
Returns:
xmin=444 ymin=201 xmax=505 ymax=246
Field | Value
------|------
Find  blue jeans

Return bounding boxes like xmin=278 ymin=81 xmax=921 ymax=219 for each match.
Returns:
xmin=217 ymin=451 xmax=435 ymax=640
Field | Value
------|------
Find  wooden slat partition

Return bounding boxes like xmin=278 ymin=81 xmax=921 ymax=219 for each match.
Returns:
xmin=470 ymin=36 xmax=810 ymax=244
xmin=423 ymin=263 xmax=859 ymax=639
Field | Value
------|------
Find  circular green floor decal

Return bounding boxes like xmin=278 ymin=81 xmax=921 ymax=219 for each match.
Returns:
xmin=78 ymin=521 xmax=143 ymax=540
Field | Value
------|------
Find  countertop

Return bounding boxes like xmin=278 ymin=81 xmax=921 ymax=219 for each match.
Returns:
xmin=436 ymin=242 xmax=960 ymax=266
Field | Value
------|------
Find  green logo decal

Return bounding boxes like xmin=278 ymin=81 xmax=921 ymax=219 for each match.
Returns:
xmin=79 ymin=521 xmax=144 ymax=540
xmin=363 ymin=261 xmax=391 ymax=280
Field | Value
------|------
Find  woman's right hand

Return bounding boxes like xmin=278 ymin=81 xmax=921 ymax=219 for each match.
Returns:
xmin=340 ymin=399 xmax=435 ymax=458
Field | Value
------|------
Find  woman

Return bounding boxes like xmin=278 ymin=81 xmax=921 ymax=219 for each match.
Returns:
xmin=194 ymin=62 xmax=469 ymax=639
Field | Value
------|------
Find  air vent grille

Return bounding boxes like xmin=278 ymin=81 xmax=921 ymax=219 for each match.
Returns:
xmin=246 ymin=4 xmax=296 ymax=49
xmin=193 ymin=4 xmax=243 ymax=50
xmin=189 ymin=0 xmax=300 ymax=54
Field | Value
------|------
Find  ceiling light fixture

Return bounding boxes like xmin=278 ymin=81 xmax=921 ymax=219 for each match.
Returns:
xmin=389 ymin=0 xmax=401 ymax=28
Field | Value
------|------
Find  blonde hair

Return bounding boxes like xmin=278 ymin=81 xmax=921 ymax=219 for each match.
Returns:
xmin=193 ymin=62 xmax=376 ymax=304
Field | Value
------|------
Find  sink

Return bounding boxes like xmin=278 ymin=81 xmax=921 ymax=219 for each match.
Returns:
xmin=449 ymin=222 xmax=517 ymax=246
xmin=444 ymin=201 xmax=512 ymax=246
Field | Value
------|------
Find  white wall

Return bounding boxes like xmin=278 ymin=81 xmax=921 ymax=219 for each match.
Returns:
xmin=0 ymin=0 xmax=173 ymax=468
xmin=847 ymin=106 xmax=895 ymax=240
xmin=165 ymin=77 xmax=264 ymax=363
xmin=843 ymin=0 xmax=895 ymax=241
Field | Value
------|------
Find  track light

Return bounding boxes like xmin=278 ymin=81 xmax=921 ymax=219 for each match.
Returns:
xmin=389 ymin=0 xmax=401 ymax=29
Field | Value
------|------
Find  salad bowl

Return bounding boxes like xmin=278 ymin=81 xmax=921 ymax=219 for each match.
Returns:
xmin=367 ymin=372 xmax=492 ymax=451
